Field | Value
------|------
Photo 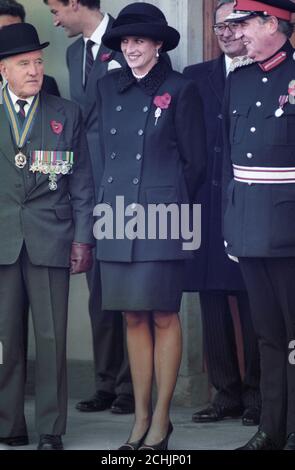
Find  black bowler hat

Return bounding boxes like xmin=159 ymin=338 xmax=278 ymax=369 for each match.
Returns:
xmin=102 ymin=2 xmax=180 ymax=52
xmin=226 ymin=0 xmax=295 ymax=22
xmin=0 ymin=23 xmax=49 ymax=60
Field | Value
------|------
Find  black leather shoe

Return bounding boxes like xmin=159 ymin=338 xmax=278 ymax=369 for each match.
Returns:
xmin=0 ymin=435 xmax=29 ymax=446
xmin=37 ymin=435 xmax=63 ymax=450
xmin=236 ymin=430 xmax=279 ymax=450
xmin=111 ymin=394 xmax=135 ymax=415
xmin=242 ymin=407 xmax=261 ymax=426
xmin=284 ymin=433 xmax=295 ymax=450
xmin=76 ymin=390 xmax=116 ymax=412
xmin=139 ymin=422 xmax=174 ymax=451
xmin=192 ymin=404 xmax=243 ymax=423
xmin=118 ymin=427 xmax=150 ymax=450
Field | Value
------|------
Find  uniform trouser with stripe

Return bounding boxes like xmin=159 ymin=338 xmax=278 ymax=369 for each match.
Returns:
xmin=240 ymin=257 xmax=295 ymax=446
xmin=199 ymin=291 xmax=260 ymax=409
xmin=0 ymin=246 xmax=69 ymax=437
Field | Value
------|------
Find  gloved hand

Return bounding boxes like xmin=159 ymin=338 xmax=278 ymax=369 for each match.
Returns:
xmin=70 ymin=242 xmax=93 ymax=274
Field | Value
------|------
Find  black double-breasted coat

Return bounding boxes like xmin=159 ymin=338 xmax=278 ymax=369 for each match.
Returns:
xmin=93 ymin=59 xmax=206 ymax=263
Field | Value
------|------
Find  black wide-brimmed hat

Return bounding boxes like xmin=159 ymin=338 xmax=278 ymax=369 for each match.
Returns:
xmin=0 ymin=23 xmax=49 ymax=60
xmin=102 ymin=2 xmax=180 ymax=52
xmin=226 ymin=0 xmax=295 ymax=22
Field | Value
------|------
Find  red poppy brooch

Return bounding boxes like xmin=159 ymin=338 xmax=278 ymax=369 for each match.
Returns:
xmin=50 ymin=120 xmax=63 ymax=135
xmin=100 ymin=52 xmax=112 ymax=62
xmin=153 ymin=93 xmax=171 ymax=125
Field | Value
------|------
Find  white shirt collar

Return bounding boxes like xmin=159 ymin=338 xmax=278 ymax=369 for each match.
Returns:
xmin=8 ymin=86 xmax=35 ymax=113
xmin=83 ymin=12 xmax=109 ymax=48
xmin=225 ymin=54 xmax=233 ymax=76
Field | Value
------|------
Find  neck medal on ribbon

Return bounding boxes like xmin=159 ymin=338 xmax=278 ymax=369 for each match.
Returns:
xmin=2 ymin=85 xmax=39 ymax=169
xmin=30 ymin=150 xmax=74 ymax=191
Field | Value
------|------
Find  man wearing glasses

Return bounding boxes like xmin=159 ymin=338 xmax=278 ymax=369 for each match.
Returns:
xmin=184 ymin=0 xmax=260 ymax=427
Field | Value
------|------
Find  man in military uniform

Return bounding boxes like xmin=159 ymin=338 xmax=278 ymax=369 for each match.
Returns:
xmin=223 ymin=0 xmax=295 ymax=450
xmin=0 ymin=23 xmax=94 ymax=450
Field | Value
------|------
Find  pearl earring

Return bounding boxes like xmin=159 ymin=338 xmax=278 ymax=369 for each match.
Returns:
xmin=156 ymin=49 xmax=159 ymax=58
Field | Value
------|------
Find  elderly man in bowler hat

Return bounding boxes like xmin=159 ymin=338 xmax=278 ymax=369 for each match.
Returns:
xmin=0 ymin=23 xmax=94 ymax=450
xmin=223 ymin=0 xmax=295 ymax=450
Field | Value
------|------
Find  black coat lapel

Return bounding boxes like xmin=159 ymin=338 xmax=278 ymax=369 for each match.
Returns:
xmin=208 ymin=55 xmax=226 ymax=104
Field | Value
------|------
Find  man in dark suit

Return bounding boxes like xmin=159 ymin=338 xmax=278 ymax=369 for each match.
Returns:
xmin=0 ymin=23 xmax=94 ymax=450
xmin=44 ymin=0 xmax=134 ymax=415
xmin=0 ymin=0 xmax=60 ymax=96
xmin=184 ymin=0 xmax=260 ymax=426
xmin=222 ymin=0 xmax=295 ymax=450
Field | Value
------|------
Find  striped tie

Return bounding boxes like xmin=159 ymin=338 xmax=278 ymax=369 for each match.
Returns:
xmin=16 ymin=99 xmax=28 ymax=126
xmin=84 ymin=39 xmax=95 ymax=88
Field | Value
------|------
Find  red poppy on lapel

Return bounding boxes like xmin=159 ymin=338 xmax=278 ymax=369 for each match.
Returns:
xmin=100 ymin=52 xmax=112 ymax=62
xmin=50 ymin=120 xmax=63 ymax=135
xmin=153 ymin=93 xmax=172 ymax=110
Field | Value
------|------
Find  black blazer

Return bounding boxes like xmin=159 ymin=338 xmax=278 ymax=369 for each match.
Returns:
xmin=184 ymin=56 xmax=246 ymax=291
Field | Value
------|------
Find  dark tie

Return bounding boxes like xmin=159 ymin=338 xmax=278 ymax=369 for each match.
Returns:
xmin=84 ymin=39 xmax=95 ymax=88
xmin=16 ymin=99 xmax=28 ymax=126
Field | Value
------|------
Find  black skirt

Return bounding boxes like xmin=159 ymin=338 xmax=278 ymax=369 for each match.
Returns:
xmin=100 ymin=260 xmax=185 ymax=312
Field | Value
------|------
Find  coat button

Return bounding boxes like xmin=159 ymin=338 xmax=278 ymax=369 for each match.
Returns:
xmin=256 ymin=101 xmax=262 ymax=107
xmin=218 ymin=113 xmax=223 ymax=120
xmin=232 ymin=110 xmax=237 ymax=114
xmin=136 ymin=153 xmax=142 ymax=161
xmin=133 ymin=178 xmax=139 ymax=185
xmin=116 ymin=105 xmax=122 ymax=112
xmin=247 ymin=153 xmax=253 ymax=159
xmin=262 ymin=77 xmax=268 ymax=83
xmin=107 ymin=176 xmax=113 ymax=183
xmin=110 ymin=128 xmax=117 ymax=135
xmin=143 ymin=106 xmax=149 ymax=112
xmin=250 ymin=127 xmax=256 ymax=133
xmin=110 ymin=152 xmax=116 ymax=159
xmin=138 ymin=129 xmax=144 ymax=136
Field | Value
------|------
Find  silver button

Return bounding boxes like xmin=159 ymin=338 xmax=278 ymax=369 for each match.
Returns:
xmin=116 ymin=105 xmax=122 ymax=112
xmin=138 ymin=129 xmax=144 ymax=136
xmin=233 ymin=110 xmax=237 ymax=114
xmin=248 ymin=182 xmax=252 ymax=186
xmin=131 ymin=203 xmax=137 ymax=210
xmin=133 ymin=178 xmax=139 ymax=185
xmin=262 ymin=77 xmax=268 ymax=83
xmin=110 ymin=128 xmax=117 ymax=135
xmin=107 ymin=176 xmax=113 ymax=183
xmin=250 ymin=127 xmax=256 ymax=133
xmin=110 ymin=152 xmax=116 ymax=159
xmin=247 ymin=153 xmax=253 ymax=159
xmin=143 ymin=106 xmax=149 ymax=113
xmin=256 ymin=101 xmax=262 ymax=107
xmin=136 ymin=154 xmax=142 ymax=161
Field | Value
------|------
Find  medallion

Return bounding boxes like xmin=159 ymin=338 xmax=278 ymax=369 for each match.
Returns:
xmin=15 ymin=152 xmax=27 ymax=169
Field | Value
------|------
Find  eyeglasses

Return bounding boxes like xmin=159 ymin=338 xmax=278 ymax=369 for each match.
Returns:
xmin=213 ymin=22 xmax=240 ymax=36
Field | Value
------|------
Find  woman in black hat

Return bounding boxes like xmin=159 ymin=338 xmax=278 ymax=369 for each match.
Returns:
xmin=93 ymin=2 xmax=206 ymax=450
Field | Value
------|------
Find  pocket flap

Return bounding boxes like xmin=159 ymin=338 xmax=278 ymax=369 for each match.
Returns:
xmin=145 ymin=186 xmax=178 ymax=204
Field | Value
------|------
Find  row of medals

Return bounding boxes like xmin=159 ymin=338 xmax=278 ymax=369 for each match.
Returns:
xmin=15 ymin=152 xmax=71 ymax=191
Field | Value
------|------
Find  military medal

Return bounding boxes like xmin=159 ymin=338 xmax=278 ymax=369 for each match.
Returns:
xmin=30 ymin=150 xmax=74 ymax=191
xmin=15 ymin=152 xmax=27 ymax=168
xmin=275 ymin=95 xmax=289 ymax=117
xmin=288 ymin=80 xmax=295 ymax=105
xmin=2 ymin=85 xmax=39 ymax=168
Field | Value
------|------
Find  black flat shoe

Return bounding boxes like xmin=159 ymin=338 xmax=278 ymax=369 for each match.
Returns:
xmin=76 ymin=390 xmax=116 ymax=412
xmin=37 ymin=434 xmax=63 ymax=450
xmin=192 ymin=404 xmax=243 ymax=423
xmin=139 ymin=422 xmax=173 ymax=451
xmin=284 ymin=433 xmax=295 ymax=450
xmin=242 ymin=406 xmax=261 ymax=426
xmin=236 ymin=430 xmax=279 ymax=450
xmin=118 ymin=427 xmax=150 ymax=450
xmin=0 ymin=435 xmax=29 ymax=446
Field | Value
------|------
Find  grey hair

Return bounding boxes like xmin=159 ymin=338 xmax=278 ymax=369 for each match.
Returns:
xmin=214 ymin=0 xmax=234 ymax=24
xmin=259 ymin=15 xmax=294 ymax=39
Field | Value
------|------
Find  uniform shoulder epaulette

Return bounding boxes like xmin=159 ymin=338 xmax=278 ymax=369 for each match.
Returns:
xmin=229 ymin=55 xmax=255 ymax=73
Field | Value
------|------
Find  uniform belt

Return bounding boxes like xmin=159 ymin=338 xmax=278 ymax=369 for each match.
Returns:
xmin=233 ymin=164 xmax=295 ymax=184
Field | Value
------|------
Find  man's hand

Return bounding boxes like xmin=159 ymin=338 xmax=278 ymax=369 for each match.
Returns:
xmin=70 ymin=242 xmax=93 ymax=274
